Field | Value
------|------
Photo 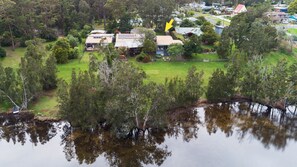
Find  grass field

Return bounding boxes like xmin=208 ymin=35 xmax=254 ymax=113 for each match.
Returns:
xmin=0 ymin=47 xmax=26 ymax=68
xmin=1 ymin=43 xmax=297 ymax=116
xmin=288 ymin=28 xmax=297 ymax=36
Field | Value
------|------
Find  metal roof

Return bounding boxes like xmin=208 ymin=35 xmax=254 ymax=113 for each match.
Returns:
xmin=175 ymin=27 xmax=202 ymax=36
xmin=115 ymin=34 xmax=144 ymax=48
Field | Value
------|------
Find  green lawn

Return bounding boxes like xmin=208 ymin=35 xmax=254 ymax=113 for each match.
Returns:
xmin=264 ymin=51 xmax=297 ymax=65
xmin=0 ymin=47 xmax=26 ymax=68
xmin=31 ymin=91 xmax=59 ymax=118
xmin=288 ymin=28 xmax=297 ymax=36
xmin=192 ymin=53 xmax=219 ymax=61
xmin=133 ymin=59 xmax=226 ymax=84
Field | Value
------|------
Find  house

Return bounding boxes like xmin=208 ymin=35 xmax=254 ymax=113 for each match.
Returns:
xmin=266 ymin=12 xmax=289 ymax=23
xmin=85 ymin=34 xmax=114 ymax=51
xmin=156 ymin=36 xmax=183 ymax=56
xmin=232 ymin=4 xmax=247 ymax=15
xmin=114 ymin=34 xmax=145 ymax=56
xmin=175 ymin=27 xmax=203 ymax=37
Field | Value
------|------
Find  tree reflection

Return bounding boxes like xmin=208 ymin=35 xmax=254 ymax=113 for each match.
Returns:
xmin=203 ymin=102 xmax=297 ymax=150
xmin=0 ymin=112 xmax=57 ymax=146
xmin=204 ymin=103 xmax=234 ymax=137
xmin=166 ymin=108 xmax=201 ymax=142
xmin=61 ymin=127 xmax=171 ymax=166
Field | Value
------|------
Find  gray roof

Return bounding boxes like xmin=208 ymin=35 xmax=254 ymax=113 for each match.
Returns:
xmin=115 ymin=34 xmax=144 ymax=48
xmin=175 ymin=27 xmax=202 ymax=36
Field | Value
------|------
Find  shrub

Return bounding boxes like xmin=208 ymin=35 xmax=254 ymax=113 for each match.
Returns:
xmin=67 ymin=35 xmax=79 ymax=48
xmin=143 ymin=55 xmax=151 ymax=63
xmin=46 ymin=43 xmax=53 ymax=51
xmin=68 ymin=29 xmax=82 ymax=43
xmin=279 ymin=40 xmax=293 ymax=55
xmin=0 ymin=47 xmax=6 ymax=58
xmin=118 ymin=47 xmax=128 ymax=55
xmin=69 ymin=47 xmax=80 ymax=59
xmin=180 ymin=19 xmax=195 ymax=27
xmin=142 ymin=38 xmax=156 ymax=55
xmin=186 ymin=11 xmax=195 ymax=17
xmin=136 ymin=52 xmax=151 ymax=63
xmin=81 ymin=25 xmax=93 ymax=38
xmin=136 ymin=52 xmax=146 ymax=62
xmin=52 ymin=38 xmax=71 ymax=64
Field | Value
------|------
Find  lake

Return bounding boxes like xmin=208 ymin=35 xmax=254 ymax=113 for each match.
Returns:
xmin=0 ymin=102 xmax=296 ymax=167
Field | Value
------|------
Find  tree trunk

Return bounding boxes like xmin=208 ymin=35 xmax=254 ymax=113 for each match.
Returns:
xmin=9 ymin=24 xmax=15 ymax=51
xmin=0 ymin=89 xmax=20 ymax=108
xmin=103 ymin=9 xmax=106 ymax=30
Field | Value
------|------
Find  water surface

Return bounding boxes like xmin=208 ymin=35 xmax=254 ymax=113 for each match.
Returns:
xmin=0 ymin=103 xmax=297 ymax=167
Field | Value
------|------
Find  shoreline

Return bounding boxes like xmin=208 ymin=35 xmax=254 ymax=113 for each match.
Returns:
xmin=0 ymin=97 xmax=288 ymax=124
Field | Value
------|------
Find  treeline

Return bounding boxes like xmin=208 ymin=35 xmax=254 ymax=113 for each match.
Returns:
xmin=58 ymin=57 xmax=204 ymax=138
xmin=207 ymin=57 xmax=297 ymax=111
xmin=0 ymin=0 xmax=192 ymax=48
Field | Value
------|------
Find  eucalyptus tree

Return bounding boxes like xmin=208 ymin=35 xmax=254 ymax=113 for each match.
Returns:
xmin=138 ymin=0 xmax=175 ymax=30
xmin=218 ymin=4 xmax=277 ymax=58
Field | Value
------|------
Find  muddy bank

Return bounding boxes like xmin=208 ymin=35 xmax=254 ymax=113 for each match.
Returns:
xmin=0 ymin=112 xmax=61 ymax=126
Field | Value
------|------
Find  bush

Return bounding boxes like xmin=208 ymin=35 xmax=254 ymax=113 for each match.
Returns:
xmin=52 ymin=38 xmax=71 ymax=64
xmin=46 ymin=43 xmax=53 ymax=51
xmin=69 ymin=47 xmax=80 ymax=59
xmin=67 ymin=35 xmax=79 ymax=48
xmin=0 ymin=47 xmax=6 ymax=58
xmin=136 ymin=52 xmax=145 ymax=62
xmin=136 ymin=52 xmax=151 ymax=63
xmin=186 ymin=11 xmax=195 ymax=17
xmin=279 ymin=40 xmax=293 ymax=55
xmin=81 ymin=25 xmax=93 ymax=38
xmin=143 ymin=55 xmax=151 ymax=63
xmin=180 ymin=19 xmax=196 ymax=27
xmin=142 ymin=38 xmax=156 ymax=55
xmin=68 ymin=29 xmax=82 ymax=43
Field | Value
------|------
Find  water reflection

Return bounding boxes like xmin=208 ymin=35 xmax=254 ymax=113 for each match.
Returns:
xmin=0 ymin=103 xmax=297 ymax=166
xmin=204 ymin=103 xmax=297 ymax=150
xmin=59 ymin=107 xmax=201 ymax=166
xmin=0 ymin=112 xmax=57 ymax=146
xmin=167 ymin=108 xmax=200 ymax=142
xmin=61 ymin=128 xmax=171 ymax=166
